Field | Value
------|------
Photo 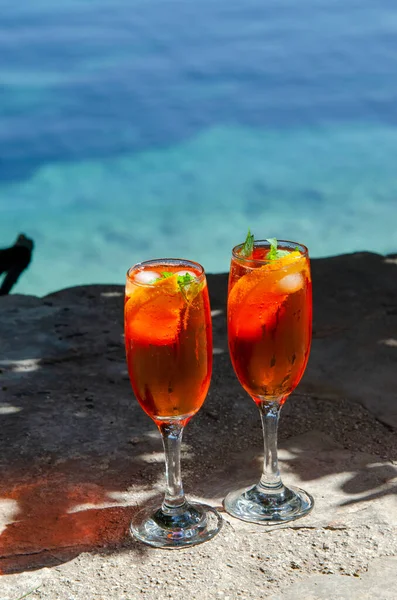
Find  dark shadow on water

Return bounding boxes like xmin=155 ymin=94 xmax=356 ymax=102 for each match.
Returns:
xmin=3 ymin=0 xmax=397 ymax=191
xmin=2 ymin=102 xmax=397 ymax=186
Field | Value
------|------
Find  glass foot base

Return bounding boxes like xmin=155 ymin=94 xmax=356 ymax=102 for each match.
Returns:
xmin=130 ymin=500 xmax=223 ymax=548
xmin=224 ymin=484 xmax=314 ymax=525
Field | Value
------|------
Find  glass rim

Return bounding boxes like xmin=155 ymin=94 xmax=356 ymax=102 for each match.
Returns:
xmin=232 ymin=239 xmax=309 ymax=266
xmin=126 ymin=257 xmax=206 ymax=285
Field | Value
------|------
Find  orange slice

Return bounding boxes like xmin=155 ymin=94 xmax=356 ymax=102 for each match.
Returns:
xmin=125 ymin=275 xmax=184 ymax=345
xmin=228 ymin=252 xmax=308 ymax=339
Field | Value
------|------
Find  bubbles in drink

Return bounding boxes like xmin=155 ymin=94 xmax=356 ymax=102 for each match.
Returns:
xmin=134 ymin=270 xmax=161 ymax=284
xmin=277 ymin=272 xmax=304 ymax=294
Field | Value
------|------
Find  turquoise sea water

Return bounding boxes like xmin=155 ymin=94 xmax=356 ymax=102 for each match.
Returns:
xmin=1 ymin=0 xmax=397 ymax=295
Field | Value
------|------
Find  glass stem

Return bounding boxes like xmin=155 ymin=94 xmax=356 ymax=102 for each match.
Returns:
xmin=257 ymin=401 xmax=283 ymax=493
xmin=158 ymin=421 xmax=187 ymax=513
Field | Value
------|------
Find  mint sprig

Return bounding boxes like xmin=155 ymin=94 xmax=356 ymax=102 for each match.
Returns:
xmin=266 ymin=238 xmax=290 ymax=260
xmin=239 ymin=232 xmax=292 ymax=260
xmin=160 ymin=271 xmax=196 ymax=301
xmin=240 ymin=229 xmax=254 ymax=258
xmin=177 ymin=272 xmax=196 ymax=302
xmin=266 ymin=238 xmax=278 ymax=260
xmin=177 ymin=272 xmax=195 ymax=287
xmin=176 ymin=273 xmax=196 ymax=304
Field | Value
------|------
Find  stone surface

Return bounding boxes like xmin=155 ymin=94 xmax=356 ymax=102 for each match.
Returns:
xmin=0 ymin=569 xmax=49 ymax=600
xmin=273 ymin=557 xmax=397 ymax=599
xmin=0 ymin=251 xmax=396 ymax=599
xmin=0 ymin=568 xmax=49 ymax=600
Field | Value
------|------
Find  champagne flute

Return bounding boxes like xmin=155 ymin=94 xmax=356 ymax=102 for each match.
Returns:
xmin=224 ymin=239 xmax=314 ymax=523
xmin=124 ymin=258 xmax=222 ymax=547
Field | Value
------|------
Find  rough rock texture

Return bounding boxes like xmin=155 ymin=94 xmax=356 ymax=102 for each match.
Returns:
xmin=0 ymin=251 xmax=396 ymax=599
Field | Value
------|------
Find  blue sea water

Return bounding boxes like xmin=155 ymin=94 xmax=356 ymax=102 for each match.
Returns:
xmin=1 ymin=0 xmax=397 ymax=295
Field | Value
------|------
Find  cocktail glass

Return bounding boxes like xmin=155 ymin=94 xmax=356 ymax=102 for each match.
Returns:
xmin=224 ymin=240 xmax=314 ymax=523
xmin=124 ymin=258 xmax=222 ymax=547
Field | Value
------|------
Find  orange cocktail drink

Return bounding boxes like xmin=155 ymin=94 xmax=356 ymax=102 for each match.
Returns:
xmin=125 ymin=260 xmax=212 ymax=424
xmin=224 ymin=237 xmax=314 ymax=524
xmin=124 ymin=258 xmax=222 ymax=548
xmin=228 ymin=244 xmax=312 ymax=403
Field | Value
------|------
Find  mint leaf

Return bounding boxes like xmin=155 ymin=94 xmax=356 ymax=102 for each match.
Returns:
xmin=161 ymin=272 xmax=195 ymax=286
xmin=160 ymin=271 xmax=197 ymax=301
xmin=240 ymin=229 xmax=254 ymax=257
xmin=266 ymin=238 xmax=290 ymax=260
xmin=177 ymin=273 xmax=195 ymax=288
xmin=266 ymin=238 xmax=278 ymax=260
xmin=177 ymin=273 xmax=197 ymax=302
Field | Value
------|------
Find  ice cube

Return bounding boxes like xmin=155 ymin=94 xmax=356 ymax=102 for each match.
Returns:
xmin=134 ymin=270 xmax=161 ymax=284
xmin=277 ymin=272 xmax=304 ymax=294
xmin=176 ymin=269 xmax=197 ymax=279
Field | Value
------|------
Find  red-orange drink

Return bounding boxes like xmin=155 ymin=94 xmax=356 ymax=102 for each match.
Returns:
xmin=124 ymin=259 xmax=212 ymax=424
xmin=228 ymin=242 xmax=312 ymax=403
